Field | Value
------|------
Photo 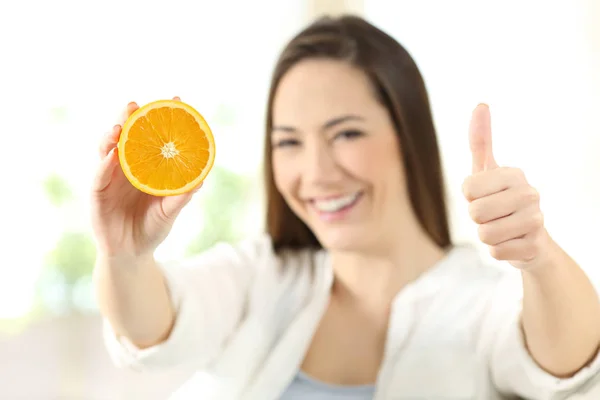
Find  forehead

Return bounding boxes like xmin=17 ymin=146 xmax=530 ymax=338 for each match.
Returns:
xmin=272 ymin=59 xmax=381 ymax=127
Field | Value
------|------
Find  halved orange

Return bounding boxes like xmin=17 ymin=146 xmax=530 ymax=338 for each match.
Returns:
xmin=117 ymin=99 xmax=216 ymax=196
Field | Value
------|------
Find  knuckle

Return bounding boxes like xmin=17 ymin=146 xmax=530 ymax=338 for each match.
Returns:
xmin=462 ymin=176 xmax=476 ymax=200
xmin=98 ymin=141 xmax=111 ymax=156
xmin=530 ymin=211 xmax=544 ymax=228
xmin=468 ymin=201 xmax=486 ymax=224
xmin=523 ymin=248 xmax=537 ymax=262
xmin=99 ymin=127 xmax=120 ymax=157
xmin=489 ymin=246 xmax=503 ymax=260
xmin=512 ymin=167 xmax=526 ymax=179
xmin=477 ymin=224 xmax=493 ymax=244
xmin=524 ymin=186 xmax=540 ymax=204
xmin=98 ymin=142 xmax=109 ymax=156
xmin=519 ymin=241 xmax=537 ymax=262
xmin=505 ymin=167 xmax=526 ymax=185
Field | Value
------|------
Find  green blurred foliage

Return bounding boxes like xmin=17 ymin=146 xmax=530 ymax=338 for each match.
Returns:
xmin=49 ymin=105 xmax=69 ymax=124
xmin=43 ymin=173 xmax=74 ymax=207
xmin=212 ymin=103 xmax=237 ymax=127
xmin=45 ymin=232 xmax=96 ymax=287
xmin=186 ymin=166 xmax=252 ymax=256
xmin=37 ymin=174 xmax=96 ymax=314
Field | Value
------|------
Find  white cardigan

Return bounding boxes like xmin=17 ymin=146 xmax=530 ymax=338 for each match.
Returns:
xmin=103 ymin=235 xmax=600 ymax=399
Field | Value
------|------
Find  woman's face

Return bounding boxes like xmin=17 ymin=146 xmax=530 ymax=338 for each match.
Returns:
xmin=271 ymin=59 xmax=408 ymax=252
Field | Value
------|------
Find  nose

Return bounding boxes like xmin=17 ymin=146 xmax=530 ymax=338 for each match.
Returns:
xmin=303 ymin=138 xmax=343 ymax=185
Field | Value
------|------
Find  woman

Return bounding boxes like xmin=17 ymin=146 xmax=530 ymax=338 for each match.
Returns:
xmin=92 ymin=16 xmax=600 ymax=399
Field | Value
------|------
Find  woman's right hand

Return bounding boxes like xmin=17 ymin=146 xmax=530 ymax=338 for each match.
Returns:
xmin=91 ymin=97 xmax=199 ymax=259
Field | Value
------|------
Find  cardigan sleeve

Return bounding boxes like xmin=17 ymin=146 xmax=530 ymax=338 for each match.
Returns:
xmin=483 ymin=272 xmax=600 ymax=400
xmin=102 ymin=235 xmax=273 ymax=371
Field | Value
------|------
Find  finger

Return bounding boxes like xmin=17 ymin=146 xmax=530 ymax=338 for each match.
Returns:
xmin=93 ymin=148 xmax=120 ymax=192
xmin=469 ymin=103 xmax=498 ymax=174
xmin=173 ymin=96 xmax=181 ymax=101
xmin=488 ymin=230 xmax=545 ymax=264
xmin=101 ymin=102 xmax=138 ymax=159
xmin=477 ymin=206 xmax=544 ymax=246
xmin=462 ymin=167 xmax=526 ymax=201
xmin=468 ymin=185 xmax=539 ymax=224
xmin=161 ymin=183 xmax=202 ymax=218
xmin=98 ymin=125 xmax=122 ymax=159
xmin=118 ymin=102 xmax=140 ymax=126
xmin=161 ymin=193 xmax=193 ymax=219
xmin=469 ymin=188 xmax=518 ymax=224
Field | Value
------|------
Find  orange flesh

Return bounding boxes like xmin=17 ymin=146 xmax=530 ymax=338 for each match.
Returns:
xmin=121 ymin=104 xmax=213 ymax=194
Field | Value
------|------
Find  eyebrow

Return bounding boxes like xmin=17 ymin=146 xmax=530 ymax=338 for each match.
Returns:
xmin=271 ymin=114 xmax=364 ymax=134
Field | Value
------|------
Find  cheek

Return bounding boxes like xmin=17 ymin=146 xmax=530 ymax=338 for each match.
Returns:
xmin=272 ymin=153 xmax=298 ymax=196
xmin=338 ymin=139 xmax=399 ymax=181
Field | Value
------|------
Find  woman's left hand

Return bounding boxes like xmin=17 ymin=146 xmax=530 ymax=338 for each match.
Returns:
xmin=462 ymin=104 xmax=551 ymax=270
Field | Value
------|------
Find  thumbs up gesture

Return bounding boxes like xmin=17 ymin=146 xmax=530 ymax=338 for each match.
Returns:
xmin=462 ymin=104 xmax=550 ymax=269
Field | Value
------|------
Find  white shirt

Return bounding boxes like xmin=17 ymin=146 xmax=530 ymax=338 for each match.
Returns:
xmin=103 ymin=235 xmax=600 ymax=399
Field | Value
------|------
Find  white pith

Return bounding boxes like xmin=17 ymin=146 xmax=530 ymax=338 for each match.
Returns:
xmin=160 ymin=142 xmax=179 ymax=158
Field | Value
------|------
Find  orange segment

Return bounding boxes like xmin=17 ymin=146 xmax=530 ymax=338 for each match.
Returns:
xmin=117 ymin=100 xmax=216 ymax=196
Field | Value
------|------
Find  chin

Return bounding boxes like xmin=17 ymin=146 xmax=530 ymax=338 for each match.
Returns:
xmin=313 ymin=227 xmax=368 ymax=253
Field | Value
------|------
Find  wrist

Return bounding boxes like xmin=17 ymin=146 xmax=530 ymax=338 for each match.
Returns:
xmin=95 ymin=251 xmax=156 ymax=270
xmin=521 ymin=235 xmax=567 ymax=281
xmin=517 ymin=230 xmax=555 ymax=272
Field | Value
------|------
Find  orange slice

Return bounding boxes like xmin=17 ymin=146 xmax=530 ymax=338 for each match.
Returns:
xmin=117 ymin=99 xmax=216 ymax=196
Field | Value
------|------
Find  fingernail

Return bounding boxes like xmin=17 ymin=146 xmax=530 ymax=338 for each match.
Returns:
xmin=113 ymin=124 xmax=121 ymax=132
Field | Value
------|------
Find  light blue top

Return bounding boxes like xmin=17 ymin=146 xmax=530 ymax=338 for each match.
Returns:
xmin=279 ymin=371 xmax=375 ymax=399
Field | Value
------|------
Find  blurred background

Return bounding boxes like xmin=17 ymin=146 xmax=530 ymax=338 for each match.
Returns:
xmin=0 ymin=0 xmax=598 ymax=398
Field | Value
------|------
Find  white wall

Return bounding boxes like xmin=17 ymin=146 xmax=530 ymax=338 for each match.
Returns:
xmin=365 ymin=0 xmax=600 ymax=281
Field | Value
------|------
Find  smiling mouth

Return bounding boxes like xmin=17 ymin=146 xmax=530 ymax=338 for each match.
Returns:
xmin=309 ymin=191 xmax=363 ymax=219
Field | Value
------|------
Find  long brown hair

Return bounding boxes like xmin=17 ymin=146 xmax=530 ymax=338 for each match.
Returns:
xmin=264 ymin=15 xmax=452 ymax=253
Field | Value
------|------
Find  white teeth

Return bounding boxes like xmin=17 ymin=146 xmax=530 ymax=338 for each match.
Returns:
xmin=313 ymin=193 xmax=360 ymax=213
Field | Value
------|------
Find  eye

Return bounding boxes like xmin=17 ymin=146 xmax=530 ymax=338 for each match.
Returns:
xmin=335 ymin=129 xmax=364 ymax=140
xmin=273 ymin=138 xmax=300 ymax=148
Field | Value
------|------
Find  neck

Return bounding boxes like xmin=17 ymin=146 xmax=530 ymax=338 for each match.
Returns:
xmin=329 ymin=223 xmax=447 ymax=309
